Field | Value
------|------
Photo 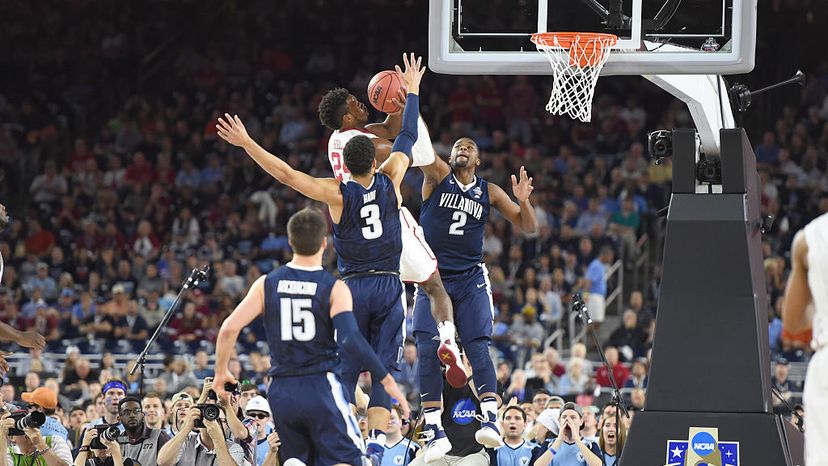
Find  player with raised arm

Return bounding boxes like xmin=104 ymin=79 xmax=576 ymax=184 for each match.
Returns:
xmin=319 ymin=68 xmax=468 ymax=390
xmin=782 ymin=214 xmax=828 ymax=465
xmin=215 ymin=53 xmax=425 ymax=465
xmin=212 ymin=208 xmax=409 ymax=465
xmin=413 ymin=136 xmax=538 ymax=460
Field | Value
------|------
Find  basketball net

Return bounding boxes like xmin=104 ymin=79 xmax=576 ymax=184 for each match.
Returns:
xmin=531 ymin=32 xmax=618 ymax=123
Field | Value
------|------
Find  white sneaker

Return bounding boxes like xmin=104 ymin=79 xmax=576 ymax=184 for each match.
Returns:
xmin=474 ymin=414 xmax=504 ymax=448
xmin=420 ymin=424 xmax=452 ymax=463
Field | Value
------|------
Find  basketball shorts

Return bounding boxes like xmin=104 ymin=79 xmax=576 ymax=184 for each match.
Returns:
xmin=340 ymin=274 xmax=406 ymax=373
xmin=413 ymin=264 xmax=495 ymax=343
xmin=804 ymin=348 xmax=828 ymax=465
xmin=269 ymin=372 xmax=365 ymax=466
xmin=399 ymin=207 xmax=438 ymax=284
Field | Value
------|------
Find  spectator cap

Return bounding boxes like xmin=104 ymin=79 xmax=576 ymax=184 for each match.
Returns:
xmin=547 ymin=395 xmax=565 ymax=407
xmin=170 ymin=391 xmax=193 ymax=408
xmin=776 ymin=357 xmax=789 ymax=366
xmin=245 ymin=396 xmax=272 ymax=417
xmin=112 ymin=283 xmax=126 ymax=294
xmin=536 ymin=408 xmax=560 ymax=436
xmin=65 ymin=345 xmax=80 ymax=356
xmin=22 ymin=387 xmax=58 ymax=409
xmin=36 ymin=262 xmax=48 ymax=270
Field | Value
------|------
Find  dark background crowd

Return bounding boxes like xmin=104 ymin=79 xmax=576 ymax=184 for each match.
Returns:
xmin=0 ymin=0 xmax=825 ymax=445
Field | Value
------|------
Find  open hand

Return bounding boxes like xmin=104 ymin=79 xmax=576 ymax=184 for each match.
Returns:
xmin=216 ymin=114 xmax=252 ymax=148
xmin=511 ymin=166 xmax=534 ymax=202
xmin=380 ymin=374 xmax=411 ymax=420
xmin=394 ymin=53 xmax=426 ymax=96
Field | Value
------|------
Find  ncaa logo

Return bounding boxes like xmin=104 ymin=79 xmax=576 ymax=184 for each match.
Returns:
xmin=691 ymin=432 xmax=717 ymax=456
xmin=451 ymin=398 xmax=477 ymax=425
xmin=393 ymin=455 xmax=404 ymax=465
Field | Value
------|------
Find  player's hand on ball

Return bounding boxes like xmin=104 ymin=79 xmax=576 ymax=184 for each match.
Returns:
xmin=394 ymin=52 xmax=426 ymax=95
xmin=216 ymin=113 xmax=252 ymax=148
xmin=511 ymin=165 xmax=534 ymax=202
xmin=389 ymin=88 xmax=407 ymax=114
xmin=380 ymin=374 xmax=411 ymax=420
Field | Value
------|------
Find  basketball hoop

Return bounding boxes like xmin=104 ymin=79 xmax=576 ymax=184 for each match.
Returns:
xmin=531 ymin=32 xmax=618 ymax=123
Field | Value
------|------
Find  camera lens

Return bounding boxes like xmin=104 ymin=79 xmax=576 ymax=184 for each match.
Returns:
xmin=102 ymin=425 xmax=120 ymax=442
xmin=202 ymin=404 xmax=221 ymax=421
xmin=16 ymin=412 xmax=45 ymax=430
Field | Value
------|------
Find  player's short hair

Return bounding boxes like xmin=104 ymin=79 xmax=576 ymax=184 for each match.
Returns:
xmin=343 ymin=135 xmax=375 ymax=176
xmin=118 ymin=395 xmax=143 ymax=411
xmin=502 ymin=405 xmax=527 ymax=422
xmin=318 ymin=88 xmax=350 ymax=130
xmin=287 ymin=208 xmax=327 ymax=256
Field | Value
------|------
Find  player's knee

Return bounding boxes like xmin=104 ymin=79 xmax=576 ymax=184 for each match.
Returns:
xmin=464 ymin=337 xmax=492 ymax=369
xmin=368 ymin=379 xmax=392 ymax=409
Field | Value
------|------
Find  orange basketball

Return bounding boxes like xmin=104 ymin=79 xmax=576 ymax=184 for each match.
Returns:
xmin=367 ymin=70 xmax=403 ymax=113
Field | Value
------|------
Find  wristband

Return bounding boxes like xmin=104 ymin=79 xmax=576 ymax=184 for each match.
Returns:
xmin=79 ymin=446 xmax=90 ymax=452
xmin=36 ymin=446 xmax=51 ymax=455
xmin=548 ymin=445 xmax=557 ymax=455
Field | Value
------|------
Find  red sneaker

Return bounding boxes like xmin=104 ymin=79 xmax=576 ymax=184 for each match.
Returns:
xmin=437 ymin=340 xmax=469 ymax=388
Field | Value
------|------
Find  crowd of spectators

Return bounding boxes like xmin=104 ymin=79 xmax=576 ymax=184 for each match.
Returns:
xmin=0 ymin=2 xmax=824 ymax=461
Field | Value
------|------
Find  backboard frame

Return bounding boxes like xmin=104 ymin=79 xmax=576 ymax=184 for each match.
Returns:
xmin=428 ymin=0 xmax=757 ymax=76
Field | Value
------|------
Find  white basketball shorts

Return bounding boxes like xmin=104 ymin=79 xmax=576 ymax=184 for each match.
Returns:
xmin=805 ymin=348 xmax=828 ymax=465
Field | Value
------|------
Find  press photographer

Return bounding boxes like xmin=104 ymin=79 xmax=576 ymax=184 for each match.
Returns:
xmin=73 ymin=425 xmax=125 ymax=466
xmin=156 ymin=405 xmax=246 ymax=466
xmin=0 ymin=408 xmax=73 ymax=465
xmin=116 ymin=396 xmax=169 ymax=466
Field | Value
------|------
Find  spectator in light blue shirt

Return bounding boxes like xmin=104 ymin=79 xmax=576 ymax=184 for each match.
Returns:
xmin=585 ymin=247 xmax=614 ymax=325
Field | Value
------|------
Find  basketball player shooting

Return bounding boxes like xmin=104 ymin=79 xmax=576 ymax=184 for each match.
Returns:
xmin=318 ymin=59 xmax=469 ymax=390
xmin=782 ymin=215 xmax=828 ymax=466
xmin=216 ymin=52 xmax=426 ymax=464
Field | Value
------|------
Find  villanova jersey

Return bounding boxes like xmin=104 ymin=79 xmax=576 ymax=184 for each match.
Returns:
xmin=381 ymin=440 xmax=419 ymax=466
xmin=333 ymin=173 xmax=402 ymax=276
xmin=420 ymin=174 xmax=490 ymax=272
xmin=495 ymin=440 xmax=540 ymax=466
xmin=263 ymin=264 xmax=339 ymax=377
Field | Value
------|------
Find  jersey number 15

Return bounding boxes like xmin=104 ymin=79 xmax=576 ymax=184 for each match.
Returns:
xmin=280 ymin=298 xmax=316 ymax=341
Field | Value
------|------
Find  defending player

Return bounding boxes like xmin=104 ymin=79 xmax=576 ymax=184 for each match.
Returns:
xmin=414 ymin=137 xmax=537 ymax=459
xmin=215 ymin=53 xmax=425 ymax=463
xmin=318 ymin=72 xmax=468 ymax=389
xmin=213 ymin=208 xmax=409 ymax=465
xmin=782 ymin=214 xmax=828 ymax=465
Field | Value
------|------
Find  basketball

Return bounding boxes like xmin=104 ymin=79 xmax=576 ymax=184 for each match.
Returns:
xmin=367 ymin=70 xmax=403 ymax=113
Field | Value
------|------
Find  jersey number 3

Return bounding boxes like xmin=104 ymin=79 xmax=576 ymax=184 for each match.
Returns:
xmin=449 ymin=211 xmax=467 ymax=236
xmin=280 ymin=298 xmax=316 ymax=341
xmin=360 ymin=204 xmax=383 ymax=240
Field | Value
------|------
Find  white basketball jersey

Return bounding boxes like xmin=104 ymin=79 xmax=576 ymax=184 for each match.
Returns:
xmin=327 ymin=128 xmax=377 ymax=182
xmin=805 ymin=212 xmax=828 ymax=350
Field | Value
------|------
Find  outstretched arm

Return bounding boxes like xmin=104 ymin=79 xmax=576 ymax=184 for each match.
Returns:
xmin=378 ymin=53 xmax=427 ymax=202
xmin=490 ymin=166 xmax=538 ymax=235
xmin=217 ymin=114 xmax=342 ymax=209
xmin=213 ymin=275 xmax=265 ymax=400
xmin=783 ymin=230 xmax=812 ymax=333
xmin=329 ymin=280 xmax=411 ymax=419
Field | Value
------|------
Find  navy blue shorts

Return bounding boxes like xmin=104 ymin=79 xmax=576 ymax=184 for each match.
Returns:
xmin=340 ymin=274 xmax=405 ymax=373
xmin=268 ymin=372 xmax=365 ymax=465
xmin=413 ymin=264 xmax=495 ymax=342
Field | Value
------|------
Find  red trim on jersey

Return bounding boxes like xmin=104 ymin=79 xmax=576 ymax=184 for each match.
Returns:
xmin=400 ymin=210 xmax=437 ymax=261
xmin=339 ymin=126 xmax=373 ymax=135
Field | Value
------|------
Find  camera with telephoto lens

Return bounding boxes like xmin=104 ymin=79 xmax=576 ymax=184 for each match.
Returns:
xmin=7 ymin=411 xmax=46 ymax=436
xmin=90 ymin=424 xmax=121 ymax=450
xmin=648 ymin=130 xmax=673 ymax=161
xmin=193 ymin=403 xmax=221 ymax=429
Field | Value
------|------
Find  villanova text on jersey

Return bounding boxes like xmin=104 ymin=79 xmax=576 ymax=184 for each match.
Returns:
xmin=333 ymin=173 xmax=402 ymax=275
xmin=421 ymin=175 xmax=490 ymax=272
xmin=263 ymin=264 xmax=339 ymax=377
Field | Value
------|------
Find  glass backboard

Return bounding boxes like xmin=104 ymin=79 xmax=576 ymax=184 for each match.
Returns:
xmin=428 ymin=0 xmax=756 ymax=76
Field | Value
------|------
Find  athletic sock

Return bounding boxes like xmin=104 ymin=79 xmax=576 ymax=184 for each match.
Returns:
xmin=424 ymin=407 xmax=443 ymax=429
xmin=437 ymin=321 xmax=457 ymax=346
xmin=367 ymin=429 xmax=387 ymax=447
xmin=480 ymin=396 xmax=498 ymax=423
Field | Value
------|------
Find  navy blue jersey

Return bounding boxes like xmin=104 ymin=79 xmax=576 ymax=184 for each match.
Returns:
xmin=333 ymin=174 xmax=402 ymax=275
xmin=263 ymin=264 xmax=339 ymax=377
xmin=420 ymin=175 xmax=490 ymax=272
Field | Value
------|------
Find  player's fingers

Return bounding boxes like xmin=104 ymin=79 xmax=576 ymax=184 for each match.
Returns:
xmin=511 ymin=174 xmax=518 ymax=186
xmin=529 ymin=177 xmax=534 ymax=186
xmin=224 ymin=113 xmax=234 ymax=126
xmin=234 ymin=114 xmax=243 ymax=127
xmin=402 ymin=52 xmax=410 ymax=70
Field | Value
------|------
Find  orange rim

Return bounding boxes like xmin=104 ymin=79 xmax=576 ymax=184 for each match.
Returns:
xmin=531 ymin=32 xmax=618 ymax=67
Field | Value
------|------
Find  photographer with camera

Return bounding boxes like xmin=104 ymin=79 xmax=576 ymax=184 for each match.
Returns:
xmin=74 ymin=424 xmax=125 ymax=466
xmin=156 ymin=405 xmax=246 ymax=466
xmin=0 ymin=409 xmax=73 ymax=465
xmin=117 ymin=396 xmax=170 ymax=466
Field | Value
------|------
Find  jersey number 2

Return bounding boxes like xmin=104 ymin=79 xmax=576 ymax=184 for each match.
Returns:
xmin=449 ymin=211 xmax=467 ymax=236
xmin=360 ymin=204 xmax=383 ymax=239
xmin=280 ymin=298 xmax=316 ymax=341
